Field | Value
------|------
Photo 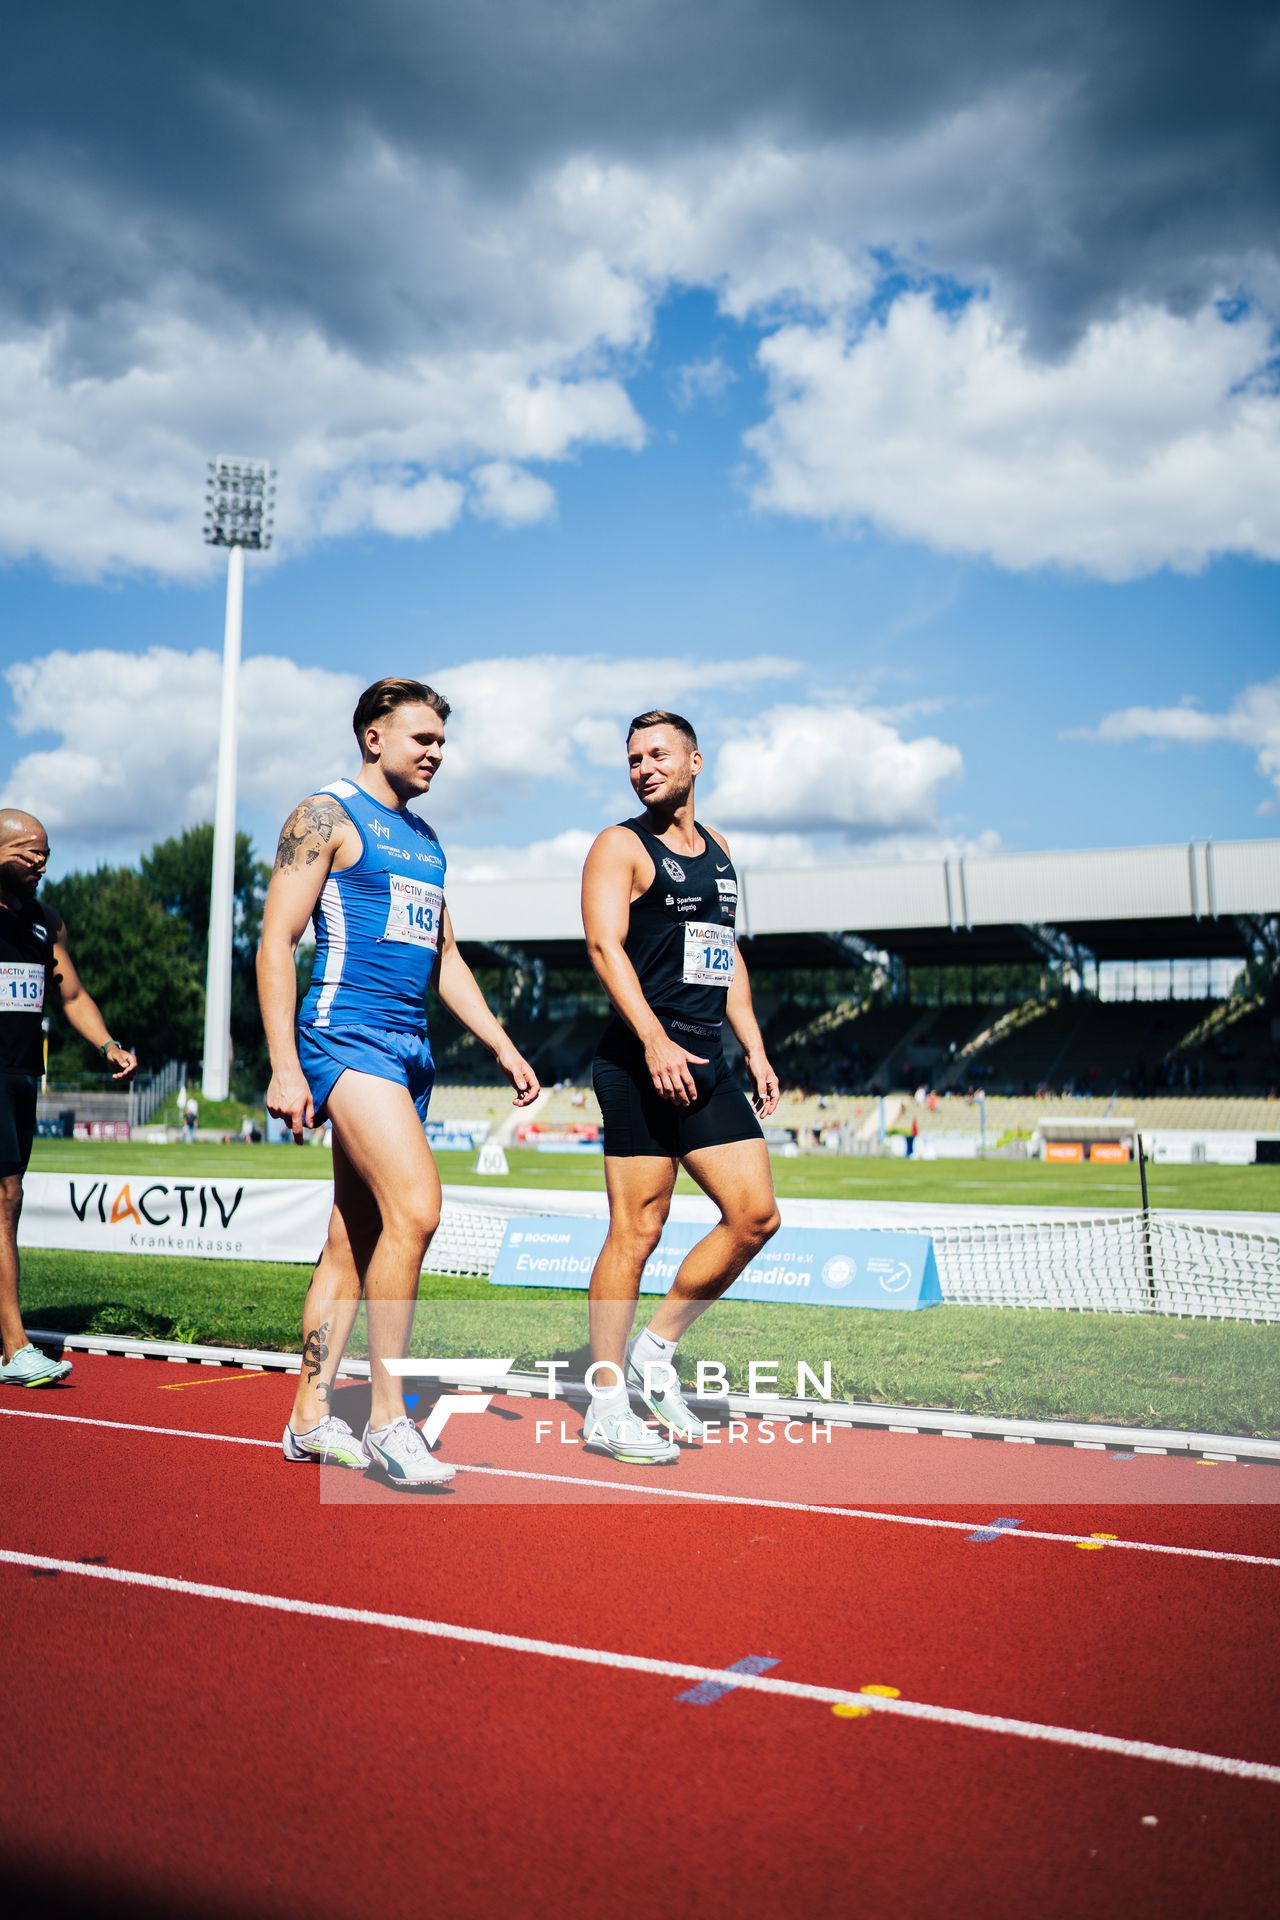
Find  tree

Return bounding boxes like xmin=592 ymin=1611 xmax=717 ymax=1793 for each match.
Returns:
xmin=141 ymin=825 xmax=266 ymax=953
xmin=41 ymin=867 xmax=203 ymax=1078
xmin=140 ymin=825 xmax=272 ymax=1097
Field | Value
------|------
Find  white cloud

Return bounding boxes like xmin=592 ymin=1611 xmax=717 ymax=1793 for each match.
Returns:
xmin=469 ymin=462 xmax=558 ymax=527
xmin=446 ymin=829 xmax=596 ymax=883
xmin=1075 ymin=677 xmax=1280 ymax=811
xmin=745 ymin=296 xmax=1280 ymax=579
xmin=3 ymin=641 xmax=1004 ymax=878
xmin=672 ymin=355 xmax=737 ymax=410
xmin=0 ymin=308 xmax=641 ymax=581
xmin=444 ymin=822 xmax=1002 ymax=881
xmin=1 ymin=645 xmax=801 ymax=858
xmin=428 ymin=651 xmax=800 ymax=820
xmin=319 ymin=470 xmax=465 ymax=540
xmin=3 ymin=73 xmax=1278 ymax=584
xmin=3 ymin=647 xmax=359 ymax=850
xmin=702 ymin=702 xmax=963 ymax=836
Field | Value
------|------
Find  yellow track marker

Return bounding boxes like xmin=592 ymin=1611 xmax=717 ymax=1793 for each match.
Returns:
xmin=159 ymin=1369 xmax=268 ymax=1392
xmin=832 ymin=1684 xmax=902 ymax=1718
xmin=1076 ymin=1532 xmax=1118 ymax=1551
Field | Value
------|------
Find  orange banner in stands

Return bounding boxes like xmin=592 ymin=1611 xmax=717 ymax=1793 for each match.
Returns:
xmin=1089 ymin=1142 xmax=1131 ymax=1163
xmin=1044 ymin=1141 xmax=1084 ymax=1162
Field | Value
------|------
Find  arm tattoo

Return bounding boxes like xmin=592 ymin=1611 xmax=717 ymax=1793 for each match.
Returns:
xmin=275 ymin=800 xmax=339 ymax=871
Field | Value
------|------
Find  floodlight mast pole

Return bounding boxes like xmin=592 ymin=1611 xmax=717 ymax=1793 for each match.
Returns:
xmin=201 ymin=456 xmax=275 ymax=1103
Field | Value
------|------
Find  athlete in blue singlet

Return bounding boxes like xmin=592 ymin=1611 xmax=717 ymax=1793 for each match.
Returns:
xmin=257 ymin=677 xmax=539 ymax=1488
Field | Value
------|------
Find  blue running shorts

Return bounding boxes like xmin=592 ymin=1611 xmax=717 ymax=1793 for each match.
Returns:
xmin=297 ymin=1024 xmax=435 ymax=1128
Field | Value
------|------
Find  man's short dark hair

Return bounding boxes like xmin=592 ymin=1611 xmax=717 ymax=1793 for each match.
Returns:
xmin=353 ymin=678 xmax=451 ymax=757
xmin=626 ymin=709 xmax=698 ymax=749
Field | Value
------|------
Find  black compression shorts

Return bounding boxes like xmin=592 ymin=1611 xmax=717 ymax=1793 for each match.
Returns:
xmin=592 ymin=1015 xmax=764 ymax=1159
xmin=0 ymin=1072 xmax=38 ymax=1177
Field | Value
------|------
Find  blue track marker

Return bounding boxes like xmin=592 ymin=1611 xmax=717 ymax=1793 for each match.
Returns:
xmin=966 ymin=1516 xmax=1023 ymax=1543
xmin=1110 ymin=1452 xmax=1137 ymax=1461
xmin=677 ymin=1656 xmax=779 ymax=1704
xmin=406 ymin=1394 xmax=419 ymax=1411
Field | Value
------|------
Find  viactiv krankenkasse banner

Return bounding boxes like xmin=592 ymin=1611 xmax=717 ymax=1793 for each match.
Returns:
xmin=18 ymin=1171 xmax=333 ymax=1262
xmin=490 ymin=1215 xmax=942 ymax=1310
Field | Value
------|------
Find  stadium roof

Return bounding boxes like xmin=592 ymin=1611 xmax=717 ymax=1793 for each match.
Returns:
xmin=449 ymin=837 xmax=1280 ymax=971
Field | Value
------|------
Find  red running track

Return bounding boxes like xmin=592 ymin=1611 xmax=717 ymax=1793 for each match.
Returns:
xmin=2 ymin=1352 xmax=1278 ymax=1920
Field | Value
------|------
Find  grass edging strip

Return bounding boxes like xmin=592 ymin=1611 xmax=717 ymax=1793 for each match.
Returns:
xmin=31 ymin=1328 xmax=1280 ymax=1465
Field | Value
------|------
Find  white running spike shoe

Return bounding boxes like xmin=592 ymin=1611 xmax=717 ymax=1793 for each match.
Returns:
xmin=582 ymin=1402 xmax=680 ymax=1465
xmin=282 ymin=1415 xmax=370 ymax=1469
xmin=363 ymin=1416 xmax=456 ymax=1488
xmin=626 ymin=1351 xmax=715 ymax=1443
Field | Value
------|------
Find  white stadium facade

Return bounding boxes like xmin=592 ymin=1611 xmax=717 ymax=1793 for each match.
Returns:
xmin=447 ymin=837 xmax=1280 ymax=975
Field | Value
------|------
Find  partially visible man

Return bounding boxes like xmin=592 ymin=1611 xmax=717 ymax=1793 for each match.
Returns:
xmin=0 ymin=811 xmax=138 ymax=1386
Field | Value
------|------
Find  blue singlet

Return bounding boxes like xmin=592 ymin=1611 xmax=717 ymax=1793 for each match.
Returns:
xmin=296 ymin=779 xmax=447 ymax=1123
xmin=298 ymin=779 xmax=446 ymax=1032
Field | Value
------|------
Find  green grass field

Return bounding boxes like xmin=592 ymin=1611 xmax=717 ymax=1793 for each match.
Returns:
xmin=26 ymin=1137 xmax=1280 ymax=1211
xmin=20 ymin=1248 xmax=1279 ymax=1437
xmin=20 ymin=1140 xmax=1280 ymax=1436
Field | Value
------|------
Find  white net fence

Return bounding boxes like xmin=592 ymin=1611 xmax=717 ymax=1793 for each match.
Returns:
xmin=426 ymin=1187 xmax=1280 ymax=1322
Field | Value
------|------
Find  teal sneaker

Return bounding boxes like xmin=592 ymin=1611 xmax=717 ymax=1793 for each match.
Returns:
xmin=583 ymin=1402 xmax=680 ymax=1465
xmin=626 ymin=1351 xmax=714 ymax=1442
xmin=0 ymin=1344 xmax=72 ymax=1387
xmin=283 ymin=1415 xmax=370 ymax=1469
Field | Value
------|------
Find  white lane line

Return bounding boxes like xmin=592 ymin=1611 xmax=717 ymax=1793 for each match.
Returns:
xmin=3 ymin=1405 xmax=1278 ymax=1569
xmin=0 ymin=1406 xmax=276 ymax=1450
xmin=3 ymin=1547 xmax=1278 ymax=1786
xmin=451 ymin=1462 xmax=1280 ymax=1567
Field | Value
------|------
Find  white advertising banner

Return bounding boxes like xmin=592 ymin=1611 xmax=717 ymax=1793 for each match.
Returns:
xmin=18 ymin=1171 xmax=333 ymax=1264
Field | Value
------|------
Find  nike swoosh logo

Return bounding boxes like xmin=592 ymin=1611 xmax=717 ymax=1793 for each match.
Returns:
xmin=716 ymin=863 xmax=731 ymax=872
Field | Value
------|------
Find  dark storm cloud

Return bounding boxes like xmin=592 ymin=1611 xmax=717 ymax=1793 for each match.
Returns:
xmin=5 ymin=0 xmax=1278 ymax=362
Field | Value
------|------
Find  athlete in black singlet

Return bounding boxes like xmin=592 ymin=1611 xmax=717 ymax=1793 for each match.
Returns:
xmin=0 ymin=811 xmax=137 ymax=1386
xmin=579 ymin=711 xmax=781 ymax=1463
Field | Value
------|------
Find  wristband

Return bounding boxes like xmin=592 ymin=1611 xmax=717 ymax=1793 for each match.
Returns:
xmin=98 ymin=1040 xmax=121 ymax=1056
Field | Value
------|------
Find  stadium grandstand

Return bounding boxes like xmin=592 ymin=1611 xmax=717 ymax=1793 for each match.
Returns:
xmin=430 ymin=836 xmax=1280 ymax=1163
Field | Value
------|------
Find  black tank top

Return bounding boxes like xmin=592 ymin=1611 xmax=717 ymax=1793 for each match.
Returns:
xmin=619 ymin=819 xmax=739 ymax=1028
xmin=0 ymin=896 xmax=58 ymax=1074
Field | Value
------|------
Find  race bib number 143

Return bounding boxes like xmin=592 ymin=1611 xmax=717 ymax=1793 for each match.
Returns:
xmin=0 ymin=963 xmax=46 ymax=1013
xmin=682 ymin=921 xmax=736 ymax=987
xmin=383 ymin=876 xmax=444 ymax=952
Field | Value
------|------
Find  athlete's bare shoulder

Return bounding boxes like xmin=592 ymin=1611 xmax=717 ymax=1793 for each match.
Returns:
xmin=703 ymin=824 xmax=732 ymax=859
xmin=583 ymin=823 xmax=654 ymax=905
xmin=272 ymin=793 xmax=352 ymax=875
xmin=586 ymin=822 xmax=644 ymax=866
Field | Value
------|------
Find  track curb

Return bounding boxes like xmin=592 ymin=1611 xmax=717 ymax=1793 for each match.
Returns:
xmin=30 ymin=1327 xmax=1280 ymax=1465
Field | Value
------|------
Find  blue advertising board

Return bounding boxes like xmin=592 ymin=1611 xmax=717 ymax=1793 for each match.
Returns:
xmin=489 ymin=1215 xmax=942 ymax=1310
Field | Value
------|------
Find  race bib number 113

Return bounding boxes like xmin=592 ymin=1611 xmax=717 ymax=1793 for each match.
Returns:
xmin=383 ymin=876 xmax=444 ymax=952
xmin=0 ymin=963 xmax=46 ymax=1013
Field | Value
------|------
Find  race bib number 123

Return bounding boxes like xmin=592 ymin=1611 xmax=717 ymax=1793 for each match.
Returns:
xmin=682 ymin=921 xmax=736 ymax=987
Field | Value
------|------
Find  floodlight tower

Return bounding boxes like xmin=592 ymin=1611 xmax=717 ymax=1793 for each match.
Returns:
xmin=201 ymin=455 xmax=275 ymax=1101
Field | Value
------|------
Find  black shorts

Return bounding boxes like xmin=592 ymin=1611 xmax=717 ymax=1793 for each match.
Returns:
xmin=0 ymin=1072 xmax=38 ymax=1177
xmin=592 ymin=1015 xmax=764 ymax=1159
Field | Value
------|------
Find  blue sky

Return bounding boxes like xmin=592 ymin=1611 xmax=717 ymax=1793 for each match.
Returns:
xmin=1 ymin=4 xmax=1277 ymax=882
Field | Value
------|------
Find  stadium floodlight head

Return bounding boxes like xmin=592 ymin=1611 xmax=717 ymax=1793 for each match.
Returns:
xmin=204 ymin=454 xmax=276 ymax=550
